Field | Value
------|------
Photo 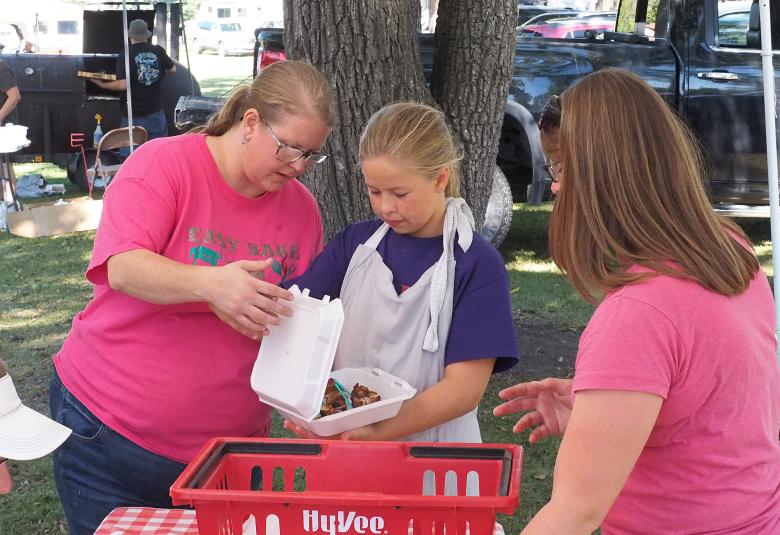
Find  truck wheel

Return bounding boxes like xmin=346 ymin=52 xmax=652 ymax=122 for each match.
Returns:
xmin=480 ymin=165 xmax=514 ymax=248
xmin=70 ymin=149 xmax=122 ymax=193
xmin=497 ymin=118 xmax=532 ymax=202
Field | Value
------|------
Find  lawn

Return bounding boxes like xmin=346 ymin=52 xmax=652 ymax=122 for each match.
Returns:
xmin=0 ymin=193 xmax=772 ymax=533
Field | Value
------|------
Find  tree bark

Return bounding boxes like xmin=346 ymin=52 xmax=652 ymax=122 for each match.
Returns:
xmin=284 ymin=0 xmax=430 ymax=237
xmin=430 ymin=0 xmax=516 ymax=225
xmin=285 ymin=0 xmax=515 ymax=238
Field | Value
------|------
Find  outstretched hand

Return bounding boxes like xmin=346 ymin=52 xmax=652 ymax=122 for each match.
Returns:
xmin=493 ymin=378 xmax=573 ymax=444
xmin=206 ymin=258 xmax=294 ymax=340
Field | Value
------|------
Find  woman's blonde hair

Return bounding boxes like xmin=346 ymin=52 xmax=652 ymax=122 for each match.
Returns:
xmin=359 ymin=102 xmax=461 ymax=197
xmin=201 ymin=60 xmax=336 ymax=135
xmin=549 ymin=68 xmax=758 ymax=302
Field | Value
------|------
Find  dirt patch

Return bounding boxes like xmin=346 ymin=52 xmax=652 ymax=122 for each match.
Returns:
xmin=507 ymin=313 xmax=582 ymax=382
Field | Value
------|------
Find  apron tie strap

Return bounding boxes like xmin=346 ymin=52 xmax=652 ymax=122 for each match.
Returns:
xmin=424 ymin=197 xmax=475 ymax=352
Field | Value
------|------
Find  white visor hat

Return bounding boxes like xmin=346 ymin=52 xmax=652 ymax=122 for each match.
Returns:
xmin=0 ymin=375 xmax=71 ymax=460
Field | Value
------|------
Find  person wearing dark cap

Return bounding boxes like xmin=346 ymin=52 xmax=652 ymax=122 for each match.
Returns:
xmin=90 ymin=19 xmax=176 ymax=144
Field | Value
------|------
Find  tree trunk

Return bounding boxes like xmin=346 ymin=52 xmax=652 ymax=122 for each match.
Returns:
xmin=284 ymin=0 xmax=430 ymax=238
xmin=285 ymin=0 xmax=515 ymax=238
xmin=430 ymin=0 xmax=516 ymax=225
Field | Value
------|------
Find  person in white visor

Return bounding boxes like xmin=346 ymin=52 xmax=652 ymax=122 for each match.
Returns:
xmin=0 ymin=358 xmax=71 ymax=493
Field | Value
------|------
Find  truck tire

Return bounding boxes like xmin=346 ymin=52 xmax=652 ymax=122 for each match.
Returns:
xmin=497 ymin=115 xmax=532 ymax=202
xmin=68 ymin=148 xmax=122 ymax=193
xmin=480 ymin=165 xmax=514 ymax=248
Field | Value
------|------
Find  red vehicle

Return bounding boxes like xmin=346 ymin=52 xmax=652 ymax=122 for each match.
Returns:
xmin=520 ymin=15 xmax=616 ymax=38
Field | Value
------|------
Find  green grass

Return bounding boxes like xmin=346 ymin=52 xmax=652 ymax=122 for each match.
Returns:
xmin=0 ymin=198 xmax=774 ymax=534
xmin=198 ymin=73 xmax=253 ymax=98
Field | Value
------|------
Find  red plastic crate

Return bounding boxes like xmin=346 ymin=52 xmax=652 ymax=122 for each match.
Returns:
xmin=170 ymin=438 xmax=522 ymax=535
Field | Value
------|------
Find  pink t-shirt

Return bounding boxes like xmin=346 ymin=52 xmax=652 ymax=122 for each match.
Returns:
xmin=54 ymin=134 xmax=323 ymax=463
xmin=573 ymin=266 xmax=780 ymax=534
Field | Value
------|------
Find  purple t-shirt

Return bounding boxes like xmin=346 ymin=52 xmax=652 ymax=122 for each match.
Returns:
xmin=286 ymin=219 xmax=519 ymax=372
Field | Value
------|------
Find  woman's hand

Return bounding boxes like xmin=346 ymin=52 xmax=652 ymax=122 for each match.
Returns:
xmin=493 ymin=378 xmax=573 ymax=443
xmin=204 ymin=259 xmax=294 ymax=340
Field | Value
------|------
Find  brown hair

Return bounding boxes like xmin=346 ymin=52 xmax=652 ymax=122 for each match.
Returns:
xmin=201 ymin=60 xmax=336 ymax=135
xmin=549 ymin=68 xmax=758 ymax=302
xmin=359 ymin=102 xmax=461 ymax=197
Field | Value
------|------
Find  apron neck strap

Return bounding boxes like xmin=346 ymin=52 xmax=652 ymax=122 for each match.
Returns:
xmin=363 ymin=222 xmax=391 ymax=250
xmin=423 ymin=197 xmax=475 ymax=352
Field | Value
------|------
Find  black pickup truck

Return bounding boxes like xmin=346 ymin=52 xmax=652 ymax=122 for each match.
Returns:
xmin=245 ymin=0 xmax=779 ymax=210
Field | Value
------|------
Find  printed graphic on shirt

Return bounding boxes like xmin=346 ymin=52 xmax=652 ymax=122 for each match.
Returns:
xmin=134 ymin=52 xmax=161 ymax=86
xmin=187 ymin=226 xmax=299 ymax=281
xmin=272 ymin=257 xmax=296 ymax=284
xmin=189 ymin=245 xmax=221 ymax=266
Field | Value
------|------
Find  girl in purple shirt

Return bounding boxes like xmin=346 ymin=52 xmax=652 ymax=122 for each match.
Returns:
xmin=285 ymin=102 xmax=518 ymax=443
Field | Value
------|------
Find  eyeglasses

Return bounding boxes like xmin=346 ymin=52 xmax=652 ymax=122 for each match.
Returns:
xmin=544 ymin=159 xmax=562 ymax=182
xmin=262 ymin=119 xmax=328 ymax=168
xmin=538 ymin=94 xmax=561 ymax=131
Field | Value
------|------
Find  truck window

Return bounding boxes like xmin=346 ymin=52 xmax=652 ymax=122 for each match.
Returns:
xmin=717 ymin=0 xmax=779 ymax=50
xmin=617 ymin=0 xmax=668 ymax=39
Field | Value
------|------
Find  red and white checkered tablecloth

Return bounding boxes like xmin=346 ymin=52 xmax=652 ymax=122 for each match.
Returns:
xmin=94 ymin=507 xmax=506 ymax=535
xmin=94 ymin=507 xmax=199 ymax=535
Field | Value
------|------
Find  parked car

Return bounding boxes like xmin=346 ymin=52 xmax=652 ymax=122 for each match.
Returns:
xmin=518 ymin=11 xmax=582 ymax=29
xmin=519 ymin=12 xmax=617 ymax=38
xmin=516 ymin=4 xmax=577 ymax=26
xmin=192 ymin=20 xmax=255 ymax=56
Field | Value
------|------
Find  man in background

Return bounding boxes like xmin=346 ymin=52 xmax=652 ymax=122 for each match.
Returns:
xmin=91 ymin=19 xmax=176 ymax=142
xmin=0 ymin=59 xmax=21 ymax=125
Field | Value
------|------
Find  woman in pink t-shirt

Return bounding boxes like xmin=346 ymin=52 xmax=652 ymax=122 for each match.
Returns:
xmin=49 ymin=60 xmax=335 ymax=535
xmin=495 ymin=69 xmax=780 ymax=534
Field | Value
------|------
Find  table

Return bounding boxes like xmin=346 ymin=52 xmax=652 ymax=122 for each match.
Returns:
xmin=94 ymin=507 xmax=505 ymax=535
xmin=94 ymin=508 xmax=198 ymax=535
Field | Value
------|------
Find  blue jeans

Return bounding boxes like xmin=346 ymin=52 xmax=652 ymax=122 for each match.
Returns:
xmin=49 ymin=370 xmax=187 ymax=535
xmin=119 ymin=110 xmax=168 ymax=157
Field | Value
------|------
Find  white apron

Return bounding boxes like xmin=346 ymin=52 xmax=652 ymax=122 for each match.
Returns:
xmin=333 ymin=198 xmax=481 ymax=443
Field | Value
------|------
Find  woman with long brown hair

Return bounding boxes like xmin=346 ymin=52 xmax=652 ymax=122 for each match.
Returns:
xmin=495 ymin=69 xmax=780 ymax=534
xmin=50 ymin=60 xmax=335 ymax=535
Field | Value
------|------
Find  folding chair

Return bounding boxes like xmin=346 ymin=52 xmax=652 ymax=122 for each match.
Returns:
xmin=86 ymin=126 xmax=148 ymax=190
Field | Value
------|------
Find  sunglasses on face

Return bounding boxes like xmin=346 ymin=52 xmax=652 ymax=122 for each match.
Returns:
xmin=262 ymin=119 xmax=328 ymax=168
xmin=544 ymin=159 xmax=562 ymax=182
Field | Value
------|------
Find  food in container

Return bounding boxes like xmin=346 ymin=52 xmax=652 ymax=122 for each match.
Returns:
xmin=250 ymin=286 xmax=416 ymax=436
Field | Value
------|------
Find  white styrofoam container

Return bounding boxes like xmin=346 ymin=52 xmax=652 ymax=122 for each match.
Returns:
xmin=250 ymin=286 xmax=416 ymax=436
xmin=282 ymin=367 xmax=416 ymax=436
xmin=250 ymin=286 xmax=344 ymax=421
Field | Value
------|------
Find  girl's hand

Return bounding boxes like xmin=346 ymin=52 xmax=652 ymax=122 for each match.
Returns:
xmin=283 ymin=420 xmax=379 ymax=441
xmin=205 ymin=259 xmax=293 ymax=339
xmin=493 ymin=378 xmax=573 ymax=443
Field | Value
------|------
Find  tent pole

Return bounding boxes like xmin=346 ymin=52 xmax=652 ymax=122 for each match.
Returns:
xmin=758 ymin=0 xmax=780 ymax=361
xmin=122 ymin=0 xmax=134 ymax=154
